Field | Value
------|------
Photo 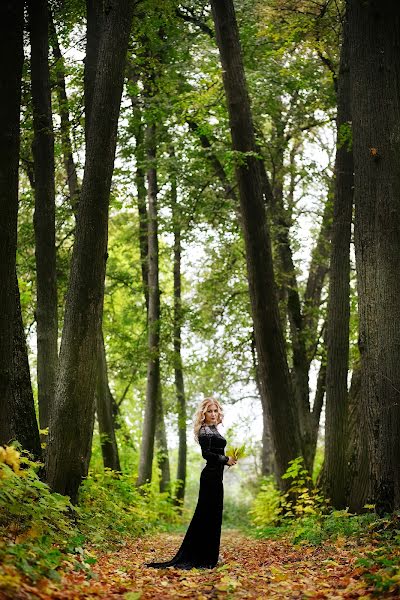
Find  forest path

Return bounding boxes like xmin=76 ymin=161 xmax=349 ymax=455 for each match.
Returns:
xmin=5 ymin=529 xmax=396 ymax=599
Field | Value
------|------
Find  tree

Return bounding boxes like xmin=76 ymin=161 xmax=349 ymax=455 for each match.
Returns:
xmin=27 ymin=0 xmax=58 ymax=432
xmin=96 ymin=331 xmax=121 ymax=471
xmin=136 ymin=123 xmax=164 ymax=487
xmin=210 ymin=0 xmax=303 ymax=485
xmin=171 ymin=151 xmax=187 ymax=506
xmin=323 ymin=10 xmax=353 ymax=509
xmin=348 ymin=0 xmax=400 ymax=514
xmin=46 ymin=0 xmax=135 ymax=502
xmin=0 ymin=1 xmax=25 ymax=445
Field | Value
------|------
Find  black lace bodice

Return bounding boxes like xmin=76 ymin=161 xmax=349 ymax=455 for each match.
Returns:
xmin=198 ymin=424 xmax=229 ymax=466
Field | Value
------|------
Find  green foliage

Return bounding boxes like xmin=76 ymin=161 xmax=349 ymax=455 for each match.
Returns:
xmin=0 ymin=448 xmax=181 ymax=584
xmin=248 ymin=477 xmax=281 ymax=528
xmin=0 ymin=449 xmax=77 ymax=581
xmin=279 ymin=457 xmax=328 ymax=519
xmin=79 ymin=470 xmax=180 ymax=546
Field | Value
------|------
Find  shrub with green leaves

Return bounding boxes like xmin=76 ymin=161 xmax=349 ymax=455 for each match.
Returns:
xmin=78 ymin=469 xmax=180 ymax=545
xmin=0 ymin=445 xmax=181 ymax=585
xmin=0 ymin=447 xmax=77 ymax=582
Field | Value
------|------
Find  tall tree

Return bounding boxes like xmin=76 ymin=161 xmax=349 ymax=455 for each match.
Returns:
xmin=27 ymin=0 xmax=58 ymax=432
xmin=49 ymin=11 xmax=80 ymax=215
xmin=171 ymin=153 xmax=187 ymax=506
xmin=210 ymin=0 xmax=303 ymax=485
xmin=0 ymin=1 xmax=25 ymax=446
xmin=323 ymin=11 xmax=353 ymax=509
xmin=348 ymin=0 xmax=400 ymax=514
xmin=137 ymin=123 xmax=164 ymax=487
xmin=46 ymin=0 xmax=135 ymax=502
xmin=11 ymin=276 xmax=42 ymax=458
xmin=96 ymin=331 xmax=121 ymax=471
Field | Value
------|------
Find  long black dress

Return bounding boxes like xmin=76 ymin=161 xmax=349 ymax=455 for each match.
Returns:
xmin=145 ymin=424 xmax=230 ymax=569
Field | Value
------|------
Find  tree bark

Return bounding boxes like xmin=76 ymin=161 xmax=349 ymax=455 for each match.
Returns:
xmin=137 ymin=124 xmax=162 ymax=486
xmin=155 ymin=390 xmax=171 ymax=493
xmin=27 ymin=0 xmax=58 ymax=432
xmin=210 ymin=0 xmax=302 ymax=485
xmin=346 ymin=363 xmax=371 ymax=511
xmin=171 ymin=160 xmax=187 ymax=507
xmin=84 ymin=0 xmax=104 ymax=144
xmin=49 ymin=11 xmax=80 ymax=215
xmin=0 ymin=1 xmax=24 ymax=446
xmin=348 ymin=0 xmax=400 ymax=514
xmin=46 ymin=0 xmax=135 ymax=502
xmin=11 ymin=275 xmax=42 ymax=458
xmin=133 ymin=120 xmax=149 ymax=311
xmin=96 ymin=332 xmax=121 ymax=471
xmin=324 ymin=11 xmax=353 ymax=509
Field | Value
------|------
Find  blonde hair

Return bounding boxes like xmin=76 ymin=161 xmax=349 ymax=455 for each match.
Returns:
xmin=193 ymin=397 xmax=224 ymax=442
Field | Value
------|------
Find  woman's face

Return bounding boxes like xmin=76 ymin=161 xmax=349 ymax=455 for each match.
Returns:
xmin=204 ymin=403 xmax=219 ymax=425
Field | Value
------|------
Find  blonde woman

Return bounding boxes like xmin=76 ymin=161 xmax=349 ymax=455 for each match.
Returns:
xmin=146 ymin=397 xmax=237 ymax=569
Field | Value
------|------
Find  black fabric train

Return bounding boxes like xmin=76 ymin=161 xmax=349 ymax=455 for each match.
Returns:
xmin=145 ymin=424 xmax=229 ymax=569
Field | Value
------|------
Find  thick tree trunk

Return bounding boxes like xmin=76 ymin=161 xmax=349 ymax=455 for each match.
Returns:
xmin=0 ymin=1 xmax=24 ymax=446
xmin=251 ymin=332 xmax=275 ymax=476
xmin=349 ymin=0 xmax=400 ymax=513
xmin=28 ymin=0 xmax=58 ymax=432
xmin=210 ymin=0 xmax=302 ymax=485
xmin=96 ymin=332 xmax=121 ymax=471
xmin=171 ymin=164 xmax=187 ymax=506
xmin=324 ymin=13 xmax=353 ymax=509
xmin=49 ymin=12 xmax=80 ymax=215
xmin=346 ymin=364 xmax=371 ymax=511
xmin=46 ymin=0 xmax=134 ymax=502
xmin=137 ymin=124 xmax=163 ymax=486
xmin=84 ymin=0 xmax=104 ymax=144
xmin=11 ymin=275 xmax=42 ymax=458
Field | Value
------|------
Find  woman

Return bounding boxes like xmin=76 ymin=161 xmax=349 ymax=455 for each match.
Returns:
xmin=145 ymin=397 xmax=237 ymax=569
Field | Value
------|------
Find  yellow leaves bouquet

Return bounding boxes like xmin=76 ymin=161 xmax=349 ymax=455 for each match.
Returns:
xmin=225 ymin=444 xmax=247 ymax=465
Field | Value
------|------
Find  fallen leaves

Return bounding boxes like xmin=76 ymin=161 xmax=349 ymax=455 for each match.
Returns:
xmin=1 ymin=529 xmax=399 ymax=599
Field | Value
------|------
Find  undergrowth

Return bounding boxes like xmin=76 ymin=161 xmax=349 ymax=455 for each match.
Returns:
xmin=0 ymin=444 xmax=180 ymax=588
xmin=249 ymin=456 xmax=400 ymax=596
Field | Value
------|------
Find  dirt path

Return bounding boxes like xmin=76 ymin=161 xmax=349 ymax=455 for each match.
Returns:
xmin=4 ymin=530 xmax=398 ymax=599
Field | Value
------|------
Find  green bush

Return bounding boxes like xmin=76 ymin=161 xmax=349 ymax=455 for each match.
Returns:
xmin=0 ymin=447 xmax=77 ymax=581
xmin=0 ymin=445 xmax=181 ymax=584
xmin=79 ymin=469 xmax=180 ymax=545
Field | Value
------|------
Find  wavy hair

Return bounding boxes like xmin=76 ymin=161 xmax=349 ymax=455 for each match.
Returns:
xmin=193 ymin=397 xmax=224 ymax=442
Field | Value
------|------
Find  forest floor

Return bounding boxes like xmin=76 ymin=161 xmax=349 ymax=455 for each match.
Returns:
xmin=2 ymin=528 xmax=400 ymax=600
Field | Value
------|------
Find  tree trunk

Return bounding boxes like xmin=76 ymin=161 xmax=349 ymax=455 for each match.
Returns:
xmin=96 ymin=332 xmax=121 ymax=471
xmin=46 ymin=0 xmax=135 ymax=502
xmin=155 ymin=390 xmax=171 ymax=493
xmin=210 ymin=0 xmax=302 ymax=485
xmin=49 ymin=11 xmax=80 ymax=215
xmin=133 ymin=120 xmax=149 ymax=311
xmin=171 ymin=161 xmax=187 ymax=507
xmin=0 ymin=1 xmax=24 ymax=446
xmin=84 ymin=0 xmax=104 ymax=144
xmin=137 ymin=123 xmax=171 ymax=488
xmin=137 ymin=124 xmax=162 ymax=486
xmin=11 ymin=275 xmax=42 ymax=458
xmin=324 ymin=12 xmax=353 ymax=509
xmin=349 ymin=0 xmax=400 ymax=514
xmin=27 ymin=0 xmax=58 ymax=432
xmin=346 ymin=364 xmax=371 ymax=511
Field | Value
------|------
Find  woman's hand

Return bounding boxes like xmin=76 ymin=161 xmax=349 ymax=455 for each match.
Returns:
xmin=227 ymin=456 xmax=237 ymax=466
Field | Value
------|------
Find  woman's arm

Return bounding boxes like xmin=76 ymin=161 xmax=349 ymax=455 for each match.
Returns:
xmin=199 ymin=433 xmax=230 ymax=465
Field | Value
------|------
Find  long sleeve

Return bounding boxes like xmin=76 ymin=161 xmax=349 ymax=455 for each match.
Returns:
xmin=199 ymin=427 xmax=230 ymax=466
